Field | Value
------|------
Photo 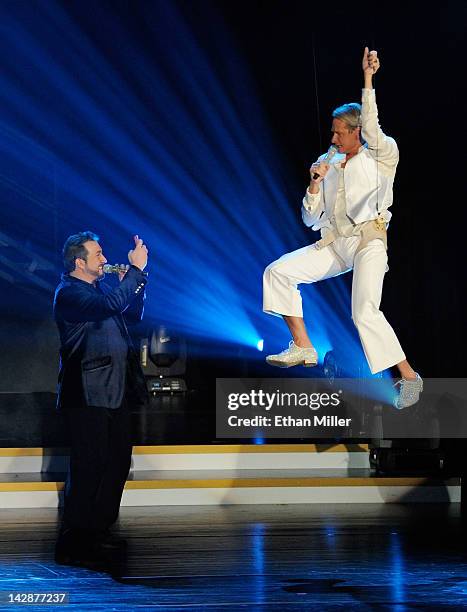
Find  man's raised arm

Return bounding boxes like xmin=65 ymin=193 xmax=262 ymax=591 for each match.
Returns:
xmin=361 ymin=47 xmax=398 ymax=162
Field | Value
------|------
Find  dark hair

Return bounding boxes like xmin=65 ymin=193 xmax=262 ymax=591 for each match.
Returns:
xmin=62 ymin=231 xmax=99 ymax=272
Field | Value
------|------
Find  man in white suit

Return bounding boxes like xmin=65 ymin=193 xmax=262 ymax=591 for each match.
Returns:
xmin=263 ymin=48 xmax=422 ymax=409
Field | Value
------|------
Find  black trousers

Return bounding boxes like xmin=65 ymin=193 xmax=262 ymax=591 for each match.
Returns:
xmin=61 ymin=396 xmax=132 ymax=537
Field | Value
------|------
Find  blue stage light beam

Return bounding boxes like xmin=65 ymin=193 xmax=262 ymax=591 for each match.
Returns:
xmin=0 ymin=0 xmax=373 ymax=369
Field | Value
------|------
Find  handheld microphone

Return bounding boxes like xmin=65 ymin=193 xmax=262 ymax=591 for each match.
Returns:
xmin=312 ymin=145 xmax=339 ymax=180
xmin=103 ymin=264 xmax=130 ymax=274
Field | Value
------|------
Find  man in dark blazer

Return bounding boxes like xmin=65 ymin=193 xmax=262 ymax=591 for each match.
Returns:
xmin=53 ymin=230 xmax=149 ymax=566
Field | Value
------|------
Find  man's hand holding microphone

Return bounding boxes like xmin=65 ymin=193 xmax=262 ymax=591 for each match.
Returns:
xmin=308 ymin=145 xmax=338 ymax=194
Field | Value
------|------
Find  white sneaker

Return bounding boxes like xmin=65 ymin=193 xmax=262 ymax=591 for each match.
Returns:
xmin=266 ymin=341 xmax=318 ymax=368
xmin=394 ymin=373 xmax=423 ymax=409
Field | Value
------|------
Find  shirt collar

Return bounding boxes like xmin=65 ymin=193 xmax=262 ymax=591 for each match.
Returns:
xmin=61 ymin=273 xmax=99 ymax=288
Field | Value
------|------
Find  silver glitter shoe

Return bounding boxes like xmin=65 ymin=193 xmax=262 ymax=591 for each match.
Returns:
xmin=266 ymin=341 xmax=318 ymax=368
xmin=394 ymin=373 xmax=423 ymax=409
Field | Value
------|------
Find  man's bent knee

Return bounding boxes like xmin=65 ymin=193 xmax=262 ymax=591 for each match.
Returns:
xmin=263 ymin=259 xmax=285 ymax=282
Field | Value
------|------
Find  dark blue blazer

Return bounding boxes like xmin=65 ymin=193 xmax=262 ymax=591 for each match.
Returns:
xmin=53 ymin=265 xmax=148 ymax=410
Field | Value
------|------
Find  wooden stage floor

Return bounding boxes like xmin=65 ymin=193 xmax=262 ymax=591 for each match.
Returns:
xmin=1 ymin=504 xmax=467 ymax=609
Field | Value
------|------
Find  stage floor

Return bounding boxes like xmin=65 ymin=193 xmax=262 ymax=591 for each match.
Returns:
xmin=1 ymin=504 xmax=466 ymax=609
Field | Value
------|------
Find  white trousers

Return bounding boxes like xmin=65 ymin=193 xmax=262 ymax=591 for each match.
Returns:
xmin=263 ymin=236 xmax=405 ymax=374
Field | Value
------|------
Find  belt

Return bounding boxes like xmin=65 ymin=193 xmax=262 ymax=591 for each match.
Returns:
xmin=314 ymin=216 xmax=388 ymax=254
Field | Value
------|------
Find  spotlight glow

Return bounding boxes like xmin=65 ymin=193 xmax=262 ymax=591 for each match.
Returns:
xmin=0 ymin=0 xmax=379 ymax=368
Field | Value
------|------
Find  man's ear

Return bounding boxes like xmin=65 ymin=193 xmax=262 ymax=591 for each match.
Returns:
xmin=74 ymin=257 xmax=86 ymax=272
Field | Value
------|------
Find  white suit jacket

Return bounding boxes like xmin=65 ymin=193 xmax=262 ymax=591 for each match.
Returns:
xmin=302 ymin=88 xmax=399 ymax=232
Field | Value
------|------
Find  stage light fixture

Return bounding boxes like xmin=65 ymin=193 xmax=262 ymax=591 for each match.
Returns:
xmin=140 ymin=326 xmax=187 ymax=394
